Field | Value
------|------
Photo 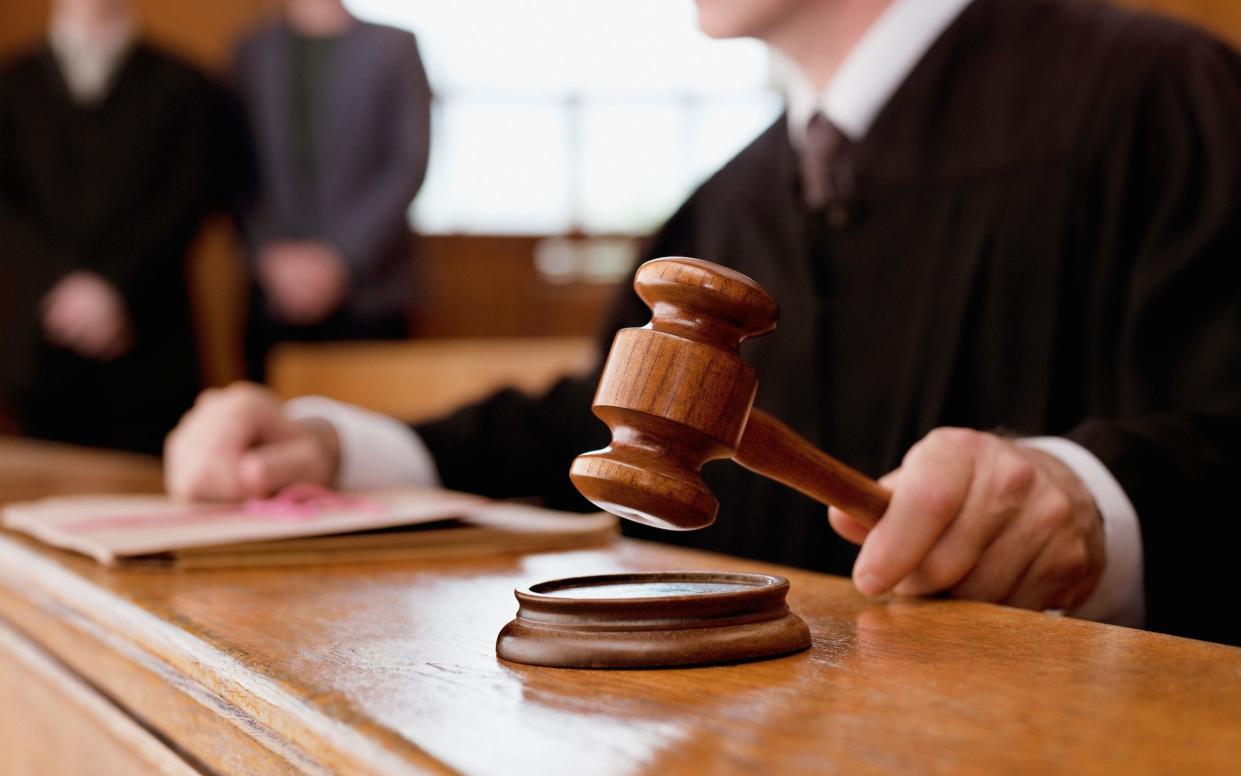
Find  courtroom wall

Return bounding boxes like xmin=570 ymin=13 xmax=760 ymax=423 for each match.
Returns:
xmin=0 ymin=1 xmax=275 ymax=70
xmin=1 ymin=0 xmax=1237 ymax=388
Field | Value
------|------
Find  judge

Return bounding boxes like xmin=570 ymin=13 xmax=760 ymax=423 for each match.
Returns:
xmin=165 ymin=0 xmax=1241 ymax=646
xmin=0 ymin=0 xmax=243 ymax=454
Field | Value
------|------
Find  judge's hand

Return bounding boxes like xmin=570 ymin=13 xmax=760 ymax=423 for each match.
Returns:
xmin=41 ymin=272 xmax=133 ymax=361
xmin=828 ymin=428 xmax=1105 ymax=612
xmin=258 ymin=241 xmax=350 ymax=326
xmin=165 ymin=382 xmax=340 ymax=502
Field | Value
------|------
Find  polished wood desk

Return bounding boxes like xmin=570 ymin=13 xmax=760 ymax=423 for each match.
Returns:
xmin=1 ymin=436 xmax=1238 ymax=775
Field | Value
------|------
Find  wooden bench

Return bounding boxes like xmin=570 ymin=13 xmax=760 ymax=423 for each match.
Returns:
xmin=268 ymin=337 xmax=598 ymax=422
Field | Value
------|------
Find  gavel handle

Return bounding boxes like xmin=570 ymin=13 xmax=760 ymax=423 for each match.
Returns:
xmin=734 ymin=409 xmax=891 ymax=528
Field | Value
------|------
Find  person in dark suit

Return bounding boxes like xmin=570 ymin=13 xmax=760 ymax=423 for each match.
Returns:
xmin=0 ymin=0 xmax=242 ymax=455
xmin=235 ymin=0 xmax=432 ymax=381
xmin=166 ymin=0 xmax=1241 ymax=646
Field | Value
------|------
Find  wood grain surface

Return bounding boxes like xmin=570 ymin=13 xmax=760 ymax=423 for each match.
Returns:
xmin=1 ymin=436 xmax=1240 ymax=775
xmin=0 ymin=619 xmax=197 ymax=776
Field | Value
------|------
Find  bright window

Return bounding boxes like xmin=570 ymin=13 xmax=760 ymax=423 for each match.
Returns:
xmin=344 ymin=0 xmax=782 ymax=235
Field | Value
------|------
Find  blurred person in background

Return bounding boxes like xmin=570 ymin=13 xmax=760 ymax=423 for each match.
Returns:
xmin=167 ymin=0 xmax=1241 ymax=646
xmin=235 ymin=0 xmax=432 ymax=381
xmin=0 ymin=0 xmax=243 ymax=455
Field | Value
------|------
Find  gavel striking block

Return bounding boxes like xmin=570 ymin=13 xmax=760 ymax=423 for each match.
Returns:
xmin=570 ymin=257 xmax=892 ymax=531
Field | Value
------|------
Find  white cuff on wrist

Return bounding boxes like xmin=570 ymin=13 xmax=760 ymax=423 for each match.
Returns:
xmin=284 ymin=396 xmax=442 ymax=491
xmin=1018 ymin=436 xmax=1145 ymax=628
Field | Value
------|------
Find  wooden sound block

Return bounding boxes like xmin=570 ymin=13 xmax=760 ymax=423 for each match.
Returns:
xmin=496 ymin=571 xmax=811 ymax=669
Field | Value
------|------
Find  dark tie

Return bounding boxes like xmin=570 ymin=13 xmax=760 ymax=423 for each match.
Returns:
xmin=799 ymin=112 xmax=845 ymax=211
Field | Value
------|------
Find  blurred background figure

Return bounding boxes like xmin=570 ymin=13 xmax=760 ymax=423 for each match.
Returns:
xmin=0 ymin=0 xmax=241 ymax=455
xmin=1 ymin=0 xmax=1237 ymax=445
xmin=235 ymin=0 xmax=431 ymax=381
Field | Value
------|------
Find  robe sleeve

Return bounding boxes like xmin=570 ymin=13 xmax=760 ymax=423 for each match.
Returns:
xmin=1067 ymin=34 xmax=1241 ymax=645
xmin=411 ymin=203 xmax=697 ymax=510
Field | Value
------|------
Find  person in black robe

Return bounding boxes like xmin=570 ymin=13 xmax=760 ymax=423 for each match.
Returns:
xmin=422 ymin=0 xmax=1241 ymax=645
xmin=0 ymin=0 xmax=245 ymax=455
xmin=164 ymin=0 xmax=1241 ymax=646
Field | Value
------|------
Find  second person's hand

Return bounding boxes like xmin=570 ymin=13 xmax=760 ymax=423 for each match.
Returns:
xmin=164 ymin=382 xmax=341 ymax=502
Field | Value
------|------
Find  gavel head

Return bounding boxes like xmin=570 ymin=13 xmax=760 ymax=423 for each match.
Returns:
xmin=570 ymin=257 xmax=779 ymax=530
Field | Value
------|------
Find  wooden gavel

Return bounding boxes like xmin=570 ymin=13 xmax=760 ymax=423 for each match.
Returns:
xmin=570 ymin=257 xmax=892 ymax=531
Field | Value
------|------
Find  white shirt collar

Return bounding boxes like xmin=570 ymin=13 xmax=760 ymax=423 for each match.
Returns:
xmin=49 ymin=15 xmax=137 ymax=105
xmin=785 ymin=0 xmax=975 ymax=146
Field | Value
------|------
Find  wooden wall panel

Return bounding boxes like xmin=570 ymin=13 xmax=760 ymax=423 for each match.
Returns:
xmin=0 ymin=0 xmax=276 ymax=72
xmin=2 ymin=2 xmax=1235 ymax=63
xmin=1115 ymin=0 xmax=1241 ymax=45
xmin=417 ymin=236 xmax=619 ymax=340
xmin=0 ymin=1 xmax=45 ymax=55
xmin=132 ymin=0 xmax=279 ymax=73
xmin=268 ymin=337 xmax=597 ymax=421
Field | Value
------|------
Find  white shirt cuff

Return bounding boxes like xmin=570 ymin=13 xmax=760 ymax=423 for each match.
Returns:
xmin=1019 ymin=436 xmax=1145 ymax=628
xmin=284 ymin=396 xmax=442 ymax=491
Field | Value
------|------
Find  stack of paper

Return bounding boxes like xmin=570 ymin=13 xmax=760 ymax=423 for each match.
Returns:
xmin=2 ymin=484 xmax=617 ymax=569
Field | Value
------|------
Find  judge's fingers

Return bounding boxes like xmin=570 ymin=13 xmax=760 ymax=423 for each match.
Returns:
xmin=827 ymin=469 xmax=902 ymax=546
xmin=827 ymin=507 xmax=870 ymax=545
xmin=992 ymin=526 xmax=1100 ymax=612
xmin=216 ymin=383 xmax=298 ymax=447
xmin=951 ymin=456 xmax=1104 ymax=606
xmin=947 ymin=530 xmax=1041 ymax=605
xmin=166 ymin=435 xmax=246 ymax=502
xmin=852 ymin=429 xmax=977 ymax=596
xmin=165 ymin=383 xmax=291 ymax=501
xmin=947 ymin=493 xmax=1063 ymax=603
xmin=166 ymin=404 xmax=246 ymax=502
xmin=237 ymin=435 xmax=331 ymax=499
xmin=892 ymin=441 xmax=1035 ymax=596
xmin=876 ymin=469 xmax=902 ymax=491
xmin=1000 ymin=506 xmax=1105 ymax=611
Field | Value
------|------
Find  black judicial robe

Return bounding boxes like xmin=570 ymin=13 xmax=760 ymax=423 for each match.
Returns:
xmin=0 ymin=43 xmax=245 ymax=454
xmin=417 ymin=0 xmax=1241 ymax=645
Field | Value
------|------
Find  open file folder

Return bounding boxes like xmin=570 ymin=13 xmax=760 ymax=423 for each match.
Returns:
xmin=2 ymin=484 xmax=618 ymax=569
